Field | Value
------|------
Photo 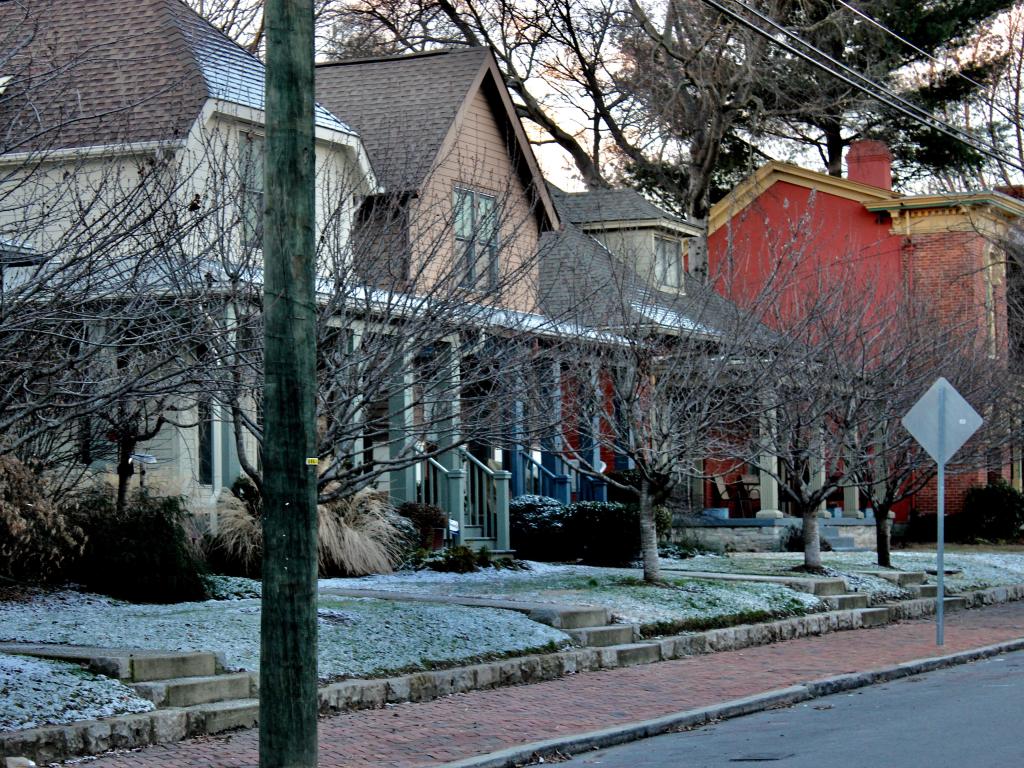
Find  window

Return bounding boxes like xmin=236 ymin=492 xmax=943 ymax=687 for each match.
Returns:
xmin=240 ymin=133 xmax=264 ymax=248
xmin=654 ymin=236 xmax=681 ymax=288
xmin=454 ymin=188 xmax=499 ymax=291
xmin=198 ymin=400 xmax=214 ymax=486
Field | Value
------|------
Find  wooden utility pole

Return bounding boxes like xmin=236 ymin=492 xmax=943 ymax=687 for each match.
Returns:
xmin=260 ymin=0 xmax=319 ymax=766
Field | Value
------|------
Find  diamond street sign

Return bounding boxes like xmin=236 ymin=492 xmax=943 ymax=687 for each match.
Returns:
xmin=901 ymin=376 xmax=983 ymax=647
xmin=901 ymin=377 xmax=982 ymax=466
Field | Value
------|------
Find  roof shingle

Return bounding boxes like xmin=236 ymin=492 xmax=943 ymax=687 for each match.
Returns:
xmin=315 ymin=48 xmax=490 ymax=192
xmin=0 ymin=0 xmax=351 ymax=155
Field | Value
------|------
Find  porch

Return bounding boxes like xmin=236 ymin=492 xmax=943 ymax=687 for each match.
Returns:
xmin=392 ymin=446 xmax=609 ymax=554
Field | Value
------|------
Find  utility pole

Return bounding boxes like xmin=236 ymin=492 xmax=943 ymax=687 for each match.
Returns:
xmin=260 ymin=0 xmax=319 ymax=766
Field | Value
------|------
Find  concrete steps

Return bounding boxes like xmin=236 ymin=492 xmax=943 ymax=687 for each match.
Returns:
xmin=909 ymin=584 xmax=938 ymax=598
xmin=855 ymin=607 xmax=892 ymax=627
xmin=824 ymin=593 xmax=870 ymax=610
xmin=131 ymin=672 xmax=256 ymax=708
xmin=857 ymin=570 xmax=927 ymax=587
xmin=566 ymin=624 xmax=637 ymax=647
xmin=606 ymin=642 xmax=662 ymax=667
xmin=182 ymin=698 xmax=260 ymax=736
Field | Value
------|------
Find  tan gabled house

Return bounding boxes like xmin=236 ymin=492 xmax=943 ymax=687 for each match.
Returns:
xmin=316 ymin=48 xmax=559 ymax=314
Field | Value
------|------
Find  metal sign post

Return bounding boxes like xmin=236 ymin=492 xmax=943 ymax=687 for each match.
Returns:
xmin=902 ymin=378 xmax=982 ymax=646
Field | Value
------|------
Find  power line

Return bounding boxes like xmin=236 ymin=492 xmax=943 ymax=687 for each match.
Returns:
xmin=698 ymin=0 xmax=1024 ymax=173
xmin=834 ymin=0 xmax=989 ymax=92
xmin=714 ymin=0 xmax=1009 ymax=164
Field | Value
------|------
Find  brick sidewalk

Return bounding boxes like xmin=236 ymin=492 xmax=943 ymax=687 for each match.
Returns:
xmin=89 ymin=601 xmax=1024 ymax=768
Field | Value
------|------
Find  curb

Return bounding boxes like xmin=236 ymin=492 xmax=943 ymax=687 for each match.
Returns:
xmin=436 ymin=638 xmax=1024 ymax=768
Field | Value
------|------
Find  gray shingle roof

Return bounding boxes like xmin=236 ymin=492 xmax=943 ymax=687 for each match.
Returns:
xmin=0 ymin=0 xmax=352 ymax=155
xmin=539 ymin=210 xmax=773 ymax=344
xmin=551 ymin=187 xmax=688 ymax=227
xmin=315 ymin=48 xmax=490 ymax=192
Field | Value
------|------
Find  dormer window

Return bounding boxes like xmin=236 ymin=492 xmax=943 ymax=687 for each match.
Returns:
xmin=655 ymin=236 xmax=681 ymax=289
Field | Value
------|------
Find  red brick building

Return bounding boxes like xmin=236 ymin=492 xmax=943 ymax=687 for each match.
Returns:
xmin=707 ymin=141 xmax=1024 ymax=519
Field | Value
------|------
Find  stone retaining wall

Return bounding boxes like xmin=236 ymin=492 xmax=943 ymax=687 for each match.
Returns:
xmin=673 ymin=517 xmax=877 ymax=552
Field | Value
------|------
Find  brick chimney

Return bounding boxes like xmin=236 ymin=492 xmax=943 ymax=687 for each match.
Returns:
xmin=845 ymin=140 xmax=892 ymax=190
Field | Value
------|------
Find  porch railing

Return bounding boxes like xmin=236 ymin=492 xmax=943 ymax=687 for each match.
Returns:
xmin=412 ymin=447 xmax=510 ymax=550
xmin=512 ymin=449 xmax=607 ymax=504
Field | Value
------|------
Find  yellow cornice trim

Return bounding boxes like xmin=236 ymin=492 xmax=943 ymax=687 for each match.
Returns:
xmin=708 ymin=161 xmax=898 ymax=235
xmin=864 ymin=192 xmax=1024 ymax=220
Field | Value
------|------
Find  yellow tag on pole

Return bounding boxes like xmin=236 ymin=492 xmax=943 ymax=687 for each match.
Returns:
xmin=305 ymin=458 xmax=319 ymax=466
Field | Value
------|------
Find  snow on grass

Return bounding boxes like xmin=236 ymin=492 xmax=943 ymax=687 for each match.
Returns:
xmin=0 ymin=654 xmax=153 ymax=732
xmin=325 ymin=564 xmax=823 ymax=632
xmin=0 ymin=590 xmax=570 ymax=683
xmin=660 ymin=551 xmax=1024 ymax=596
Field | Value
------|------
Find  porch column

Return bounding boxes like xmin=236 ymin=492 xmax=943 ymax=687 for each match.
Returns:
xmin=757 ymin=409 xmax=781 ymax=516
xmin=445 ymin=468 xmax=466 ymax=544
xmin=810 ymin=430 xmax=827 ymax=516
xmin=843 ymin=484 xmax=860 ymax=518
xmin=388 ymin=354 xmax=416 ymax=504
xmin=493 ymin=470 xmax=512 ymax=551
xmin=540 ymin=359 xmax=564 ymax=483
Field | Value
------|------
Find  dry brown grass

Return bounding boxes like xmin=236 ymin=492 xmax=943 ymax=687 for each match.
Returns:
xmin=317 ymin=488 xmax=408 ymax=577
xmin=208 ymin=493 xmax=263 ymax=575
xmin=206 ymin=486 xmax=409 ymax=577
xmin=0 ymin=455 xmax=85 ymax=583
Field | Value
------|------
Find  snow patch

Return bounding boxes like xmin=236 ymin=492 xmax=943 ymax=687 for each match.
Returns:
xmin=0 ymin=654 xmax=153 ymax=732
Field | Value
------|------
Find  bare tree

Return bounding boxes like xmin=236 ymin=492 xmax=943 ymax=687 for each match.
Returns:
xmin=543 ymin=212 xmax=791 ymax=581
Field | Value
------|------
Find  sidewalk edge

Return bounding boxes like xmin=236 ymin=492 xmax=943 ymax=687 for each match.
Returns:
xmin=436 ymin=637 xmax=1024 ymax=768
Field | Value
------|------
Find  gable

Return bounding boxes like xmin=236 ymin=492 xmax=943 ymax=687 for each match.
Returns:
xmin=709 ymin=161 xmax=897 ymax=236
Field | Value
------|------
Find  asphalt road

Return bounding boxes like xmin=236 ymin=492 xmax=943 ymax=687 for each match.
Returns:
xmin=562 ymin=651 xmax=1024 ymax=768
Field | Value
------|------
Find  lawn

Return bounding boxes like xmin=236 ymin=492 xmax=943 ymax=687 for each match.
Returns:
xmin=326 ymin=563 xmax=824 ymax=634
xmin=0 ymin=653 xmax=153 ymax=732
xmin=662 ymin=551 xmax=1024 ymax=594
xmin=0 ymin=587 xmax=571 ymax=685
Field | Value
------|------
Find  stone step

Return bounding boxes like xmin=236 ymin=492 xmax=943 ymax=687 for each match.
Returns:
xmin=855 ymin=607 xmax=892 ymax=627
xmin=183 ymin=698 xmax=260 ymax=736
xmin=607 ymin=642 xmax=662 ymax=667
xmin=857 ymin=570 xmax=926 ymax=587
xmin=0 ymin=644 xmax=219 ymax=683
xmin=909 ymin=584 xmax=939 ymax=598
xmin=944 ymin=596 xmax=968 ymax=612
xmin=131 ymin=672 xmax=255 ymax=708
xmin=566 ymin=624 xmax=636 ymax=647
xmin=528 ymin=606 xmax=610 ymax=629
xmin=825 ymin=593 xmax=869 ymax=610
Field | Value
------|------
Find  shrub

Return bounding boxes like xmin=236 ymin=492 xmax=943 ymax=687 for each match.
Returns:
xmin=205 ymin=492 xmax=263 ymax=578
xmin=954 ymin=481 xmax=1024 ymax=543
xmin=230 ymin=476 xmax=262 ymax=517
xmin=562 ymin=501 xmax=637 ymax=566
xmin=604 ymin=469 xmax=671 ymax=506
xmin=68 ymin=489 xmax=208 ymax=603
xmin=396 ymin=501 xmax=447 ymax=549
xmin=508 ymin=495 xmax=566 ymax=561
xmin=0 ymin=455 xmax=85 ymax=583
xmin=425 ymin=544 xmax=479 ymax=573
xmin=782 ymin=525 xmax=833 ymax=553
xmin=318 ymin=489 xmax=412 ymax=576
xmin=205 ymin=486 xmax=412 ymax=578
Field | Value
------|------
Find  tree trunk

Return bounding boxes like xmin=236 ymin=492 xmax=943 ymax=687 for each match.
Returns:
xmin=115 ymin=435 xmax=135 ymax=515
xmin=802 ymin=508 xmax=822 ymax=570
xmin=260 ymin=0 xmax=319 ymax=766
xmin=875 ymin=508 xmax=892 ymax=568
xmin=824 ymin=118 xmax=845 ymax=177
xmin=639 ymin=480 xmax=661 ymax=583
